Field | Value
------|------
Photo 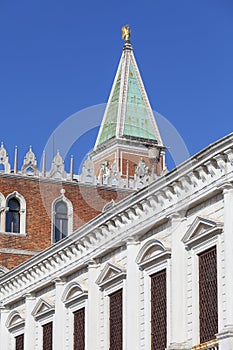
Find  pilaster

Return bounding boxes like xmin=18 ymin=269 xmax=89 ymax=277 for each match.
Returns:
xmin=217 ymin=183 xmax=233 ymax=350
xmin=0 ymin=306 xmax=10 ymax=350
xmin=125 ymin=238 xmax=140 ymax=350
xmin=24 ymin=293 xmax=36 ymax=350
xmin=167 ymin=211 xmax=190 ymax=350
xmin=53 ymin=278 xmax=66 ymax=350
xmin=86 ymin=259 xmax=100 ymax=350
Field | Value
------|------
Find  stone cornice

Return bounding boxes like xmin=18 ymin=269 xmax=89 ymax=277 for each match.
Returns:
xmin=0 ymin=171 xmax=133 ymax=193
xmin=1 ymin=133 xmax=233 ymax=305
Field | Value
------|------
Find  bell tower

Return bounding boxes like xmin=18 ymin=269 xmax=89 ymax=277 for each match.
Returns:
xmin=90 ymin=26 xmax=166 ymax=181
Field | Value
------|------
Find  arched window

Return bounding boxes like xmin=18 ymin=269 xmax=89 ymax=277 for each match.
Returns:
xmin=6 ymin=198 xmax=20 ymax=233
xmin=52 ymin=190 xmax=73 ymax=243
xmin=53 ymin=201 xmax=68 ymax=243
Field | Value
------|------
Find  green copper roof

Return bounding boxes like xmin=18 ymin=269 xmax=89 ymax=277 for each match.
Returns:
xmin=97 ymin=65 xmax=122 ymax=145
xmin=95 ymin=47 xmax=161 ymax=149
xmin=123 ymin=62 xmax=156 ymax=140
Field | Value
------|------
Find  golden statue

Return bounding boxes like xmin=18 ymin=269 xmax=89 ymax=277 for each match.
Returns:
xmin=122 ymin=25 xmax=131 ymax=42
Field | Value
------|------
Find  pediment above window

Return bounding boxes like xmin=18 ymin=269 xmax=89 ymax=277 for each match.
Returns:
xmin=182 ymin=216 xmax=223 ymax=248
xmin=96 ymin=263 xmax=126 ymax=290
xmin=136 ymin=239 xmax=171 ymax=270
xmin=31 ymin=298 xmax=55 ymax=321
xmin=62 ymin=282 xmax=88 ymax=308
xmin=6 ymin=310 xmax=25 ymax=333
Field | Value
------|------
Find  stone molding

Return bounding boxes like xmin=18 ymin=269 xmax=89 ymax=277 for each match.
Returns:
xmin=61 ymin=281 xmax=88 ymax=308
xmin=5 ymin=310 xmax=25 ymax=333
xmin=96 ymin=262 xmax=126 ymax=290
xmin=136 ymin=239 xmax=171 ymax=270
xmin=182 ymin=216 xmax=223 ymax=248
xmin=31 ymin=298 xmax=55 ymax=321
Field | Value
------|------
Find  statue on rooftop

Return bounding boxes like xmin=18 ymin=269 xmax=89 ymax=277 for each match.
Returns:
xmin=122 ymin=25 xmax=131 ymax=42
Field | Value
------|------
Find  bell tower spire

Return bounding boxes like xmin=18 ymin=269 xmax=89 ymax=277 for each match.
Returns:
xmin=91 ymin=26 xmax=165 ymax=179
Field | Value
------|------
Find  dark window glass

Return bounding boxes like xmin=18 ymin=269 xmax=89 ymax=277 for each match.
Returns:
xmin=73 ymin=308 xmax=85 ymax=350
xmin=54 ymin=201 xmax=68 ymax=243
xmin=15 ymin=334 xmax=24 ymax=350
xmin=151 ymin=269 xmax=167 ymax=350
xmin=43 ymin=322 xmax=53 ymax=350
xmin=6 ymin=198 xmax=20 ymax=233
xmin=199 ymin=246 xmax=218 ymax=343
xmin=109 ymin=289 xmax=123 ymax=350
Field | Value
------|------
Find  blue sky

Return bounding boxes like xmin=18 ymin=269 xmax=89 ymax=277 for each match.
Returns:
xmin=0 ymin=1 xmax=233 ymax=172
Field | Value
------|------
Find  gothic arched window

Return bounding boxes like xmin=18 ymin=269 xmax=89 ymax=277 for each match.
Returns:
xmin=6 ymin=198 xmax=20 ymax=233
xmin=53 ymin=200 xmax=68 ymax=243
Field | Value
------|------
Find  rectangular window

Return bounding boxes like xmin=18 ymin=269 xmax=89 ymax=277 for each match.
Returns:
xmin=151 ymin=269 xmax=167 ymax=350
xmin=73 ymin=308 xmax=85 ymax=350
xmin=15 ymin=334 xmax=24 ymax=350
xmin=109 ymin=289 xmax=123 ymax=350
xmin=43 ymin=322 xmax=53 ymax=350
xmin=199 ymin=246 xmax=218 ymax=343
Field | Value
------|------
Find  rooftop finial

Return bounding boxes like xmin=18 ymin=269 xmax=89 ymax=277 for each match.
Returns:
xmin=122 ymin=25 xmax=131 ymax=43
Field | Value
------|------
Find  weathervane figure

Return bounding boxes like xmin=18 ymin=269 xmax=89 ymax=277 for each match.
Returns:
xmin=122 ymin=25 xmax=131 ymax=42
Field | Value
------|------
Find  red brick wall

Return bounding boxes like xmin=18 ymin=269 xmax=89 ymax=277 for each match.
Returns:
xmin=0 ymin=253 xmax=32 ymax=270
xmin=93 ymin=148 xmax=163 ymax=178
xmin=0 ymin=174 xmax=131 ymax=269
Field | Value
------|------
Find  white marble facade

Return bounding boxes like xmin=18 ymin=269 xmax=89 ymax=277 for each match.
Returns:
xmin=1 ymin=133 xmax=233 ymax=350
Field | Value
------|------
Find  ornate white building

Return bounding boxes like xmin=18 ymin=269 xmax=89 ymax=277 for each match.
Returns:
xmin=0 ymin=26 xmax=232 ymax=350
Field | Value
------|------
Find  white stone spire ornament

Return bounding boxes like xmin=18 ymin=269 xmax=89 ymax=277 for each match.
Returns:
xmin=14 ymin=146 xmax=18 ymax=174
xmin=21 ymin=146 xmax=39 ymax=176
xmin=80 ymin=156 xmax=96 ymax=184
xmin=70 ymin=155 xmax=74 ymax=181
xmin=49 ymin=151 xmax=67 ymax=180
xmin=41 ymin=150 xmax=46 ymax=177
xmin=0 ymin=142 xmax=10 ymax=173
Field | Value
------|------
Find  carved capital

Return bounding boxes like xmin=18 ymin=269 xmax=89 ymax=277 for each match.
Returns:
xmin=123 ymin=236 xmax=140 ymax=245
xmin=0 ymin=304 xmax=9 ymax=312
xmin=87 ymin=258 xmax=100 ymax=269
xmin=167 ymin=210 xmax=187 ymax=222
xmin=218 ymin=182 xmax=233 ymax=194
xmin=52 ymin=277 xmax=66 ymax=285
xmin=23 ymin=292 xmax=36 ymax=300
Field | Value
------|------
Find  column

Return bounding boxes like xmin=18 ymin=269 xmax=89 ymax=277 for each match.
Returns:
xmin=24 ymin=293 xmax=36 ymax=350
xmin=53 ymin=278 xmax=66 ymax=350
xmin=217 ymin=183 xmax=233 ymax=350
xmin=86 ymin=260 xmax=100 ymax=350
xmin=167 ymin=212 xmax=189 ymax=350
xmin=0 ymin=306 xmax=9 ymax=350
xmin=125 ymin=238 xmax=140 ymax=350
